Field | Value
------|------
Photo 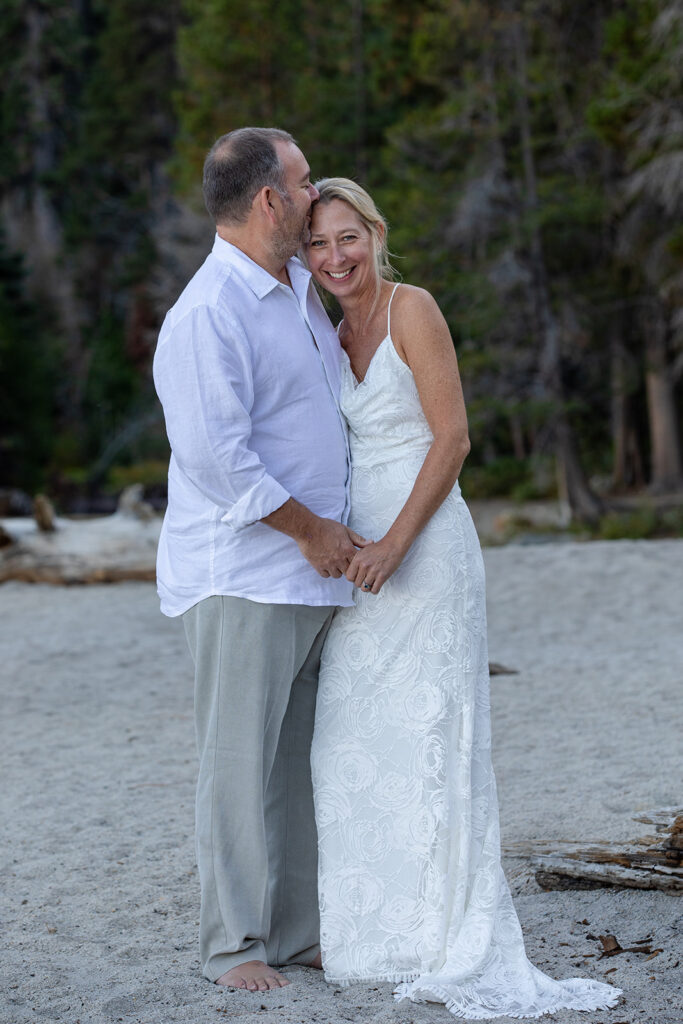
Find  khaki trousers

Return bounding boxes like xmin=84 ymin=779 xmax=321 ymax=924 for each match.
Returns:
xmin=183 ymin=595 xmax=335 ymax=982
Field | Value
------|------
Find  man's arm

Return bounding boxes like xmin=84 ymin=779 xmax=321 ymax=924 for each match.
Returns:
xmin=154 ymin=304 xmax=363 ymax=576
xmin=263 ymin=498 xmax=366 ymax=578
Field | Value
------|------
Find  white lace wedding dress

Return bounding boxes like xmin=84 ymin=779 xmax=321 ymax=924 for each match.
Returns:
xmin=310 ymin=285 xmax=621 ymax=1019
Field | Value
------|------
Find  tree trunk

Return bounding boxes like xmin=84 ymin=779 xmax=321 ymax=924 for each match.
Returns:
xmin=555 ymin=415 xmax=603 ymax=522
xmin=611 ymin=330 xmax=628 ymax=489
xmin=509 ymin=411 xmax=526 ymax=460
xmin=610 ymin=329 xmax=645 ymax=491
xmin=3 ymin=4 xmax=86 ymax=419
xmin=644 ymin=315 xmax=683 ymax=492
xmin=510 ymin=14 xmax=603 ymax=523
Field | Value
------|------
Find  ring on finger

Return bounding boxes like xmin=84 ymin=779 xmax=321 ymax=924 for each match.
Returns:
xmin=362 ymin=581 xmax=372 ymax=590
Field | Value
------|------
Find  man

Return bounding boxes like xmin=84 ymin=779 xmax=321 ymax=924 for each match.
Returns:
xmin=153 ymin=128 xmax=364 ymax=992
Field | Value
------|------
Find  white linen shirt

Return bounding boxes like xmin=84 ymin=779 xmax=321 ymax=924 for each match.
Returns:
xmin=153 ymin=235 xmax=353 ymax=617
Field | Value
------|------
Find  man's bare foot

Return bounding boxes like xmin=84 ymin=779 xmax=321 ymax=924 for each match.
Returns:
xmin=215 ymin=960 xmax=290 ymax=991
xmin=309 ymin=953 xmax=323 ymax=970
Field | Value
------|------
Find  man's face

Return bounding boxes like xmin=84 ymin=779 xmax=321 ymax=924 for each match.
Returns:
xmin=272 ymin=143 xmax=320 ymax=261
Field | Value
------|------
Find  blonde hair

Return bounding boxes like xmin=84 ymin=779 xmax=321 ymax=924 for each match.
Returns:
xmin=312 ymin=177 xmax=397 ymax=283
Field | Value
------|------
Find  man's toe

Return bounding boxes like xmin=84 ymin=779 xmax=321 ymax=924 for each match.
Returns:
xmin=215 ymin=961 xmax=290 ymax=992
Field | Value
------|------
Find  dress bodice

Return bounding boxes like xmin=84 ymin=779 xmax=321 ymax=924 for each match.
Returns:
xmin=339 ymin=287 xmax=434 ymax=470
xmin=338 ymin=284 xmax=461 ymax=538
xmin=340 ymin=336 xmax=434 ymax=466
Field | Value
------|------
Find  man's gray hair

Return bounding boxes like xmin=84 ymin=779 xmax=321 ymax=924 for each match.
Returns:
xmin=202 ymin=127 xmax=296 ymax=225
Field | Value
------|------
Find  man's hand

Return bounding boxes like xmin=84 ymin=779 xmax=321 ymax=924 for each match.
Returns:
xmin=296 ymin=516 xmax=367 ymax=578
xmin=262 ymin=498 xmax=366 ymax=578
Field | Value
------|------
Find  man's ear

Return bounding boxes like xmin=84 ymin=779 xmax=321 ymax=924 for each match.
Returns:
xmin=256 ymin=185 xmax=278 ymax=225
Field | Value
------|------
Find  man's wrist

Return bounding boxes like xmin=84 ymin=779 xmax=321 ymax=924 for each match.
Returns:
xmin=262 ymin=497 xmax=320 ymax=543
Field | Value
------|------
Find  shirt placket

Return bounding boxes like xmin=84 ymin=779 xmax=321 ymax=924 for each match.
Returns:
xmin=287 ymin=286 xmax=352 ymax=522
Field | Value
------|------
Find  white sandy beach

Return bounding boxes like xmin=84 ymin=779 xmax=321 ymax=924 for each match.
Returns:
xmin=1 ymin=538 xmax=682 ymax=1024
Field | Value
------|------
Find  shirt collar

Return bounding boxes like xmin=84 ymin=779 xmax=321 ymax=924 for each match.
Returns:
xmin=211 ymin=234 xmax=312 ymax=302
xmin=286 ymin=253 xmax=314 ymax=310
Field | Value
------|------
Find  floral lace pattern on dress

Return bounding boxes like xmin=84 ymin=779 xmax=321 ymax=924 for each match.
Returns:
xmin=311 ymin=292 xmax=621 ymax=1018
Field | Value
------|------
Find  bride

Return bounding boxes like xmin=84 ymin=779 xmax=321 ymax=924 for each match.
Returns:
xmin=306 ymin=178 xmax=620 ymax=1019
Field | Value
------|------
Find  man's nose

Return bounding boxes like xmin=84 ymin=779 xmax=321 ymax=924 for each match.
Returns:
xmin=308 ymin=183 xmax=320 ymax=201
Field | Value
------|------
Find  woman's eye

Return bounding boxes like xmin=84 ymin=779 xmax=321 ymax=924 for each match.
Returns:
xmin=310 ymin=240 xmax=325 ymax=247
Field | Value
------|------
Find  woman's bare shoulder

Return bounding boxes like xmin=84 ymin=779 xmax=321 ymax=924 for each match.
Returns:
xmin=393 ymin=282 xmax=440 ymax=311
xmin=392 ymin=283 xmax=449 ymax=346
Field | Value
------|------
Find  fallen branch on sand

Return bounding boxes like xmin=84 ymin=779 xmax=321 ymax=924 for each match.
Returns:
xmin=596 ymin=934 xmax=663 ymax=958
xmin=505 ymin=808 xmax=683 ymax=892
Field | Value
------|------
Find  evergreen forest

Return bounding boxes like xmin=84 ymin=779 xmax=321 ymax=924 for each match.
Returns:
xmin=2 ymin=0 xmax=682 ymax=528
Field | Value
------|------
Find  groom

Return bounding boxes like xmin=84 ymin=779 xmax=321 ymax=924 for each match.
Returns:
xmin=153 ymin=127 xmax=362 ymax=991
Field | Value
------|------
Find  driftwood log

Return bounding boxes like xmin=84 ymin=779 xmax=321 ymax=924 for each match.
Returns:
xmin=0 ymin=514 xmax=160 ymax=583
xmin=0 ymin=487 xmax=161 ymax=584
xmin=505 ymin=809 xmax=683 ymax=893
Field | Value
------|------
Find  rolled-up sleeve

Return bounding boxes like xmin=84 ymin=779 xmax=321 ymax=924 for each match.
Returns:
xmin=153 ymin=304 xmax=290 ymax=531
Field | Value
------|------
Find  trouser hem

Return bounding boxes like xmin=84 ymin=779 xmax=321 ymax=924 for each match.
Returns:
xmin=277 ymin=942 xmax=321 ymax=968
xmin=205 ymin=941 xmax=269 ymax=983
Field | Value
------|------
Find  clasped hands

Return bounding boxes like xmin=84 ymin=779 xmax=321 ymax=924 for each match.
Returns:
xmin=298 ymin=516 xmax=405 ymax=594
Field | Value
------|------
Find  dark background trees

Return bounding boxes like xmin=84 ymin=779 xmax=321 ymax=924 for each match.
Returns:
xmin=1 ymin=0 xmax=681 ymax=520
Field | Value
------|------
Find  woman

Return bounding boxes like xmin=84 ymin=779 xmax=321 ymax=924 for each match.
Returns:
xmin=306 ymin=178 xmax=620 ymax=1018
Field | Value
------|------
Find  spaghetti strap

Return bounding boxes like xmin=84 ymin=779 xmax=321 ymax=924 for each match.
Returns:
xmin=386 ymin=282 xmax=401 ymax=338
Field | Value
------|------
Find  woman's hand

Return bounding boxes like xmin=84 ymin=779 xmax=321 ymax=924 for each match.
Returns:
xmin=345 ymin=535 xmax=407 ymax=594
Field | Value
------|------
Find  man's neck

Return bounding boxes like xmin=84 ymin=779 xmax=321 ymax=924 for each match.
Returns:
xmin=216 ymin=225 xmax=290 ymax=286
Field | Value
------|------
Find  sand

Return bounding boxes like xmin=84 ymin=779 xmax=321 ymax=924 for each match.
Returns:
xmin=1 ymin=538 xmax=682 ymax=1024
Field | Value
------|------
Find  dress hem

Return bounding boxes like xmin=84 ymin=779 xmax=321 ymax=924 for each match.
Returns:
xmin=323 ymin=972 xmax=622 ymax=1019
xmin=393 ymin=978 xmax=623 ymax=1020
xmin=324 ymin=970 xmax=421 ymax=987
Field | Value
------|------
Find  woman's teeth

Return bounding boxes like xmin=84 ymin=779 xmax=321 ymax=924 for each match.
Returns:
xmin=328 ymin=268 xmax=354 ymax=280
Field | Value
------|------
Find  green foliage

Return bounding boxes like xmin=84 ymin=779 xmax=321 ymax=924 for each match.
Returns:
xmin=173 ymin=0 xmax=425 ymax=195
xmin=0 ymin=0 xmax=681 ymax=502
xmin=462 ymin=457 xmax=533 ymax=500
xmin=594 ymin=502 xmax=683 ymax=540
xmin=0 ymin=0 xmax=29 ymax=186
xmin=0 ymin=234 xmax=58 ymax=490
xmin=461 ymin=456 xmax=557 ymax=501
xmin=104 ymin=459 xmax=170 ymax=494
xmin=34 ymin=2 xmax=180 ymax=482
xmin=597 ymin=506 xmax=659 ymax=540
xmin=378 ymin=0 xmax=683 ymax=496
xmin=58 ymin=0 xmax=179 ymax=266
xmin=535 ymin=178 xmax=607 ymax=277
xmin=82 ymin=312 xmax=141 ymax=459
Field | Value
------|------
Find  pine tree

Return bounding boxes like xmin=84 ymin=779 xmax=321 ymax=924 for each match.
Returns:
xmin=589 ymin=0 xmax=683 ymax=491
xmin=379 ymin=0 xmax=612 ymax=518
xmin=173 ymin=0 xmax=423 ymax=194
xmin=0 ymin=230 xmax=56 ymax=490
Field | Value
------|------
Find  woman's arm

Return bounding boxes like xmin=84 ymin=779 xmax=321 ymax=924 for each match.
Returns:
xmin=346 ymin=285 xmax=470 ymax=593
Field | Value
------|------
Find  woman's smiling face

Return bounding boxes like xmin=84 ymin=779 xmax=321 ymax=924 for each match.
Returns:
xmin=307 ymin=199 xmax=378 ymax=299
